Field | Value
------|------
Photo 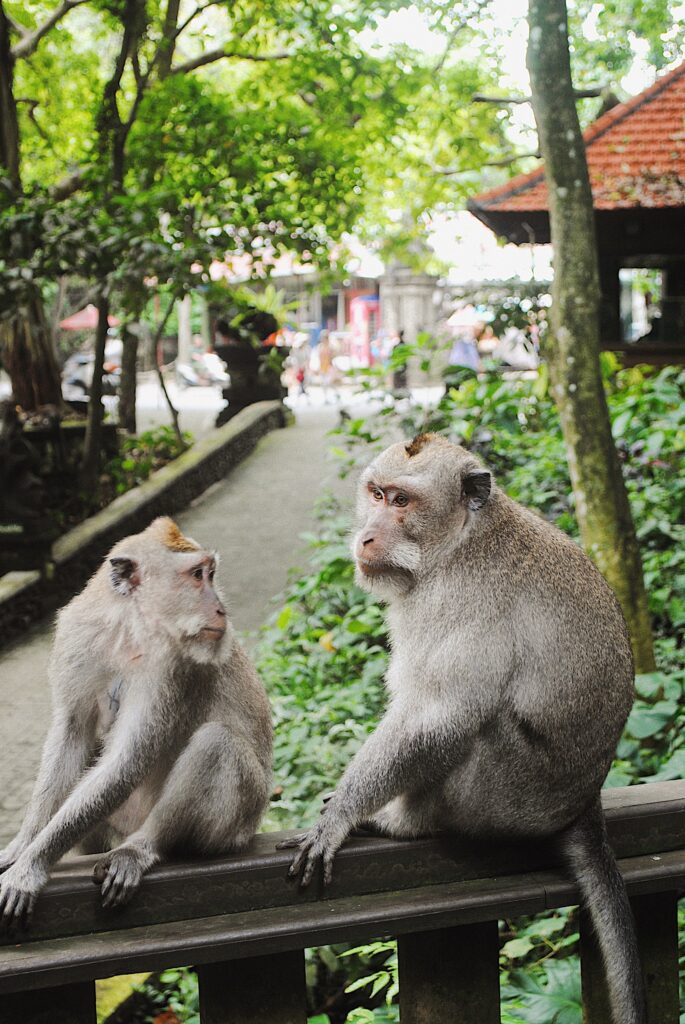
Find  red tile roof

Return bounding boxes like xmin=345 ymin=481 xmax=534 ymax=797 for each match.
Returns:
xmin=470 ymin=61 xmax=685 ymax=213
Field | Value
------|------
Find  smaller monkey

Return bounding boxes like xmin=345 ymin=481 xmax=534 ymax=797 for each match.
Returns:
xmin=282 ymin=434 xmax=645 ymax=1024
xmin=0 ymin=517 xmax=272 ymax=924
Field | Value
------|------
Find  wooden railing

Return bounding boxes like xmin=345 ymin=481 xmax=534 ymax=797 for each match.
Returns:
xmin=1 ymin=781 xmax=683 ymax=1024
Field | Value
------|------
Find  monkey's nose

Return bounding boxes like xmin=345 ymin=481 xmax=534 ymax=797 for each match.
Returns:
xmin=362 ymin=536 xmax=374 ymax=546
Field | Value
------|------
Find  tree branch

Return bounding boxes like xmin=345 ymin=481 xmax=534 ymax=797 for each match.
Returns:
xmin=12 ymin=0 xmax=90 ymax=60
xmin=433 ymin=151 xmax=540 ymax=175
xmin=473 ymin=87 xmax=603 ymax=105
xmin=170 ymin=47 xmax=292 ymax=75
xmin=4 ymin=10 xmax=28 ymax=38
xmin=170 ymin=0 xmax=222 ymax=45
xmin=152 ymin=296 xmax=186 ymax=449
xmin=16 ymin=96 xmax=53 ymax=146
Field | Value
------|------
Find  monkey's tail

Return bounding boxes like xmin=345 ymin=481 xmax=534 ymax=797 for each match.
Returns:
xmin=557 ymin=798 xmax=646 ymax=1024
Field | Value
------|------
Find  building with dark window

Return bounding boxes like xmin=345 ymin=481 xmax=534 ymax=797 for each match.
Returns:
xmin=468 ymin=61 xmax=685 ymax=365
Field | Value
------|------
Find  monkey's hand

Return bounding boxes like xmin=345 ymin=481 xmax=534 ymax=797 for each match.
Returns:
xmin=93 ymin=847 xmax=147 ymax=909
xmin=277 ymin=811 xmax=353 ymax=887
xmin=0 ymin=855 xmax=48 ymax=928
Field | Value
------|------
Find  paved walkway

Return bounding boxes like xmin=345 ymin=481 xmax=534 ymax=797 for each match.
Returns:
xmin=0 ymin=404 xmax=353 ymax=847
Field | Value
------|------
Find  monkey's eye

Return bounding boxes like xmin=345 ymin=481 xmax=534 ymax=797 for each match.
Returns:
xmin=209 ymin=569 xmax=215 ymax=582
xmin=371 ymin=487 xmax=384 ymax=502
xmin=192 ymin=566 xmax=204 ymax=581
xmin=393 ymin=493 xmax=409 ymax=507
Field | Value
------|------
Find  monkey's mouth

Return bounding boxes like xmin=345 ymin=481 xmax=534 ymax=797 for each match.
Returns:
xmin=357 ymin=559 xmax=388 ymax=577
xmin=198 ymin=627 xmax=226 ymax=640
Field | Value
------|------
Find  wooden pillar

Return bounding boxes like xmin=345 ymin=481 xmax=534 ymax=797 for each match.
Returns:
xmin=581 ymin=893 xmax=680 ymax=1024
xmin=398 ymin=922 xmax=500 ymax=1024
xmin=197 ymin=950 xmax=307 ymax=1024
xmin=633 ymin=891 xmax=679 ymax=1024
xmin=580 ymin=909 xmax=612 ymax=1024
xmin=0 ymin=981 xmax=96 ymax=1024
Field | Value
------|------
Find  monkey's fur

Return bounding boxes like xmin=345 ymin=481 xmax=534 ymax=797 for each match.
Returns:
xmin=0 ymin=517 xmax=272 ymax=922
xmin=283 ymin=435 xmax=645 ymax=1024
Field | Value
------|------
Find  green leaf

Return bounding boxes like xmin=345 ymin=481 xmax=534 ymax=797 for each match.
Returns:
xmin=276 ymin=605 xmax=293 ymax=630
xmin=502 ymin=936 xmax=535 ymax=959
xmin=627 ymin=701 xmax=678 ymax=739
xmin=644 ymin=749 xmax=685 ymax=782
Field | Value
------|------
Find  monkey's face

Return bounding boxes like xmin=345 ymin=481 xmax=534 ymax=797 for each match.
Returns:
xmin=107 ymin=518 xmax=232 ymax=663
xmin=352 ymin=436 xmax=492 ymax=598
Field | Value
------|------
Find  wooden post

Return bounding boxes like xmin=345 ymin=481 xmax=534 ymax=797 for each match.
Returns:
xmin=582 ymin=892 xmax=680 ymax=1024
xmin=398 ymin=922 xmax=500 ymax=1024
xmin=580 ymin=909 xmax=612 ymax=1023
xmin=0 ymin=981 xmax=96 ymax=1024
xmin=633 ymin=891 xmax=679 ymax=1024
xmin=197 ymin=950 xmax=307 ymax=1024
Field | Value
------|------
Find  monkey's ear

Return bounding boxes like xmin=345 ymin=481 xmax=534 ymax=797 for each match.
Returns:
xmin=109 ymin=556 xmax=140 ymax=596
xmin=463 ymin=470 xmax=491 ymax=511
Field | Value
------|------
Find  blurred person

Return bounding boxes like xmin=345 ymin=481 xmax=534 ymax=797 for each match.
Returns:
xmin=285 ymin=332 xmax=311 ymax=400
xmin=316 ymin=329 xmax=339 ymax=403
xmin=448 ymin=324 xmax=483 ymax=373
xmin=391 ymin=329 xmax=409 ymax=392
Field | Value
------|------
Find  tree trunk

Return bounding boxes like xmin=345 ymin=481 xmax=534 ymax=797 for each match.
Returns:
xmin=527 ymin=0 xmax=655 ymax=672
xmin=0 ymin=295 xmax=64 ymax=410
xmin=0 ymin=3 xmax=20 ymax=190
xmin=118 ymin=324 xmax=138 ymax=434
xmin=80 ymin=293 xmax=110 ymax=491
xmin=0 ymin=4 xmax=65 ymax=413
xmin=158 ymin=0 xmax=181 ymax=79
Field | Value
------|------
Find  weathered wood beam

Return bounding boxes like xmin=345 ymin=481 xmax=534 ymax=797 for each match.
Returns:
xmin=0 ymin=783 xmax=681 ymax=996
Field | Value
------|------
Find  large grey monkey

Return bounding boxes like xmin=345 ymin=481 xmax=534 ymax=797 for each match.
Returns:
xmin=282 ymin=433 xmax=645 ymax=1024
xmin=0 ymin=517 xmax=272 ymax=923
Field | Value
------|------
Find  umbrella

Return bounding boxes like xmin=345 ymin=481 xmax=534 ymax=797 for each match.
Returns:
xmin=59 ymin=304 xmax=120 ymax=330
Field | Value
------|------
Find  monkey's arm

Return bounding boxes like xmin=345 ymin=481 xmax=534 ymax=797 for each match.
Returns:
xmin=0 ymin=695 xmax=171 ymax=925
xmin=280 ymin=705 xmax=465 ymax=886
xmin=0 ymin=710 xmax=94 ymax=872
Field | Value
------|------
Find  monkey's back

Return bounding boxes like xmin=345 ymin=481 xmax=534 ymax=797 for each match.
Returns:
xmin=413 ymin=490 xmax=634 ymax=839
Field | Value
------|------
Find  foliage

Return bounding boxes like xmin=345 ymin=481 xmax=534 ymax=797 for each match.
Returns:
xmin=567 ymin=0 xmax=685 ymax=84
xmin=137 ymin=967 xmax=200 ymax=1024
xmin=502 ymin=957 xmax=582 ymax=1024
xmin=103 ymin=425 xmax=192 ymax=496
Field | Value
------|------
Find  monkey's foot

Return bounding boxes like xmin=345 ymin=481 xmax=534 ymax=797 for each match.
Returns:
xmin=277 ymin=816 xmax=352 ymax=887
xmin=0 ymin=858 xmax=46 ymax=929
xmin=93 ymin=847 xmax=147 ymax=909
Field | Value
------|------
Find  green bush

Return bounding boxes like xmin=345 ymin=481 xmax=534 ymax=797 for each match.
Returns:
xmin=103 ymin=425 xmax=192 ymax=496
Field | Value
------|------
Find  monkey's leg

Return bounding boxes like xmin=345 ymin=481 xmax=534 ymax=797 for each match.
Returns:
xmin=0 ymin=711 xmax=93 ymax=874
xmin=368 ymin=793 xmax=441 ymax=839
xmin=0 ymin=696 xmax=171 ymax=926
xmin=93 ymin=722 xmax=265 ymax=908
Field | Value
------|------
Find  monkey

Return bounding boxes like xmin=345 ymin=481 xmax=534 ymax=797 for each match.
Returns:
xmin=281 ymin=433 xmax=646 ymax=1024
xmin=0 ymin=517 xmax=272 ymax=924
